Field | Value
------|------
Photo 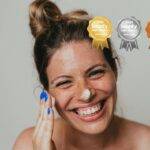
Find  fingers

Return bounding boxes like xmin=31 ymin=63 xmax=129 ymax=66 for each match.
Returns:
xmin=42 ymin=108 xmax=54 ymax=139
xmin=34 ymin=99 xmax=44 ymax=136
xmin=32 ymin=91 xmax=55 ymax=150
xmin=49 ymin=95 xmax=52 ymax=108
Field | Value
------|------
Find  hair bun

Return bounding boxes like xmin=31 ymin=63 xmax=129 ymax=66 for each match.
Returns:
xmin=29 ymin=0 xmax=62 ymax=38
xmin=63 ymin=10 xmax=89 ymax=21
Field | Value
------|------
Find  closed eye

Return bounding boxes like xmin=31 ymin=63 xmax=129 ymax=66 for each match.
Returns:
xmin=56 ymin=80 xmax=72 ymax=88
xmin=88 ymin=69 xmax=105 ymax=78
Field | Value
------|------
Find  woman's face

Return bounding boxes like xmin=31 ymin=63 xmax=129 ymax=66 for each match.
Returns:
xmin=47 ymin=40 xmax=117 ymax=134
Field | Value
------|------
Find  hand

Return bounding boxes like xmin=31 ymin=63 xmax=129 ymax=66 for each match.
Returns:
xmin=32 ymin=91 xmax=56 ymax=150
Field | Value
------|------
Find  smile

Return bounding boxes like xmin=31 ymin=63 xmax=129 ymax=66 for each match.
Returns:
xmin=76 ymin=103 xmax=101 ymax=116
xmin=71 ymin=99 xmax=107 ymax=121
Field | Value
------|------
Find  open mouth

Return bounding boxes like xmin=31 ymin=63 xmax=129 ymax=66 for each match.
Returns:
xmin=72 ymin=99 xmax=107 ymax=117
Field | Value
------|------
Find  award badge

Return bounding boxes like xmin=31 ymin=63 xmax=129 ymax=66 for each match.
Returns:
xmin=87 ymin=16 xmax=112 ymax=50
xmin=117 ymin=17 xmax=141 ymax=51
xmin=145 ymin=21 xmax=150 ymax=49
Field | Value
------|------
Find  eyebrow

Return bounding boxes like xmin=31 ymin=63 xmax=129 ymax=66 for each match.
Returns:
xmin=51 ymin=64 xmax=107 ymax=84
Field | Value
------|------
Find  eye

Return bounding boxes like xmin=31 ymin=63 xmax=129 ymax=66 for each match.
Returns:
xmin=55 ymin=80 xmax=72 ymax=88
xmin=88 ymin=69 xmax=105 ymax=79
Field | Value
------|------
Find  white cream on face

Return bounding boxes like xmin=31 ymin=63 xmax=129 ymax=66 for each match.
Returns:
xmin=80 ymin=89 xmax=91 ymax=100
xmin=47 ymin=40 xmax=117 ymax=134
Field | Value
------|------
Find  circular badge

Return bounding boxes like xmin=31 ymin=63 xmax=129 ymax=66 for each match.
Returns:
xmin=87 ymin=16 xmax=112 ymax=42
xmin=145 ymin=21 xmax=150 ymax=38
xmin=117 ymin=17 xmax=141 ymax=41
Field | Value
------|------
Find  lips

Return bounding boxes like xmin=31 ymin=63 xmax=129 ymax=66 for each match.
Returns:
xmin=70 ymin=98 xmax=107 ymax=117
xmin=69 ymin=98 xmax=108 ymax=122
xmin=71 ymin=98 xmax=106 ymax=110
xmin=76 ymin=103 xmax=101 ymax=116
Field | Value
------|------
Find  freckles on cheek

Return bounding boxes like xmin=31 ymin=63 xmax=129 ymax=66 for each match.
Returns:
xmin=93 ymin=77 xmax=116 ymax=94
xmin=54 ymin=90 xmax=74 ymax=110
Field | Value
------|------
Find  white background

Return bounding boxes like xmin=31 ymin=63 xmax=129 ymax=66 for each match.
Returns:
xmin=0 ymin=0 xmax=150 ymax=149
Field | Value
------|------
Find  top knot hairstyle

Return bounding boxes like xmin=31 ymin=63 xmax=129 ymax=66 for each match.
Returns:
xmin=29 ymin=0 xmax=119 ymax=90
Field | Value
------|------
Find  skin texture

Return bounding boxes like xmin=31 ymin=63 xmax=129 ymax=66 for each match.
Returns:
xmin=47 ymin=40 xmax=117 ymax=135
xmin=13 ymin=40 xmax=150 ymax=150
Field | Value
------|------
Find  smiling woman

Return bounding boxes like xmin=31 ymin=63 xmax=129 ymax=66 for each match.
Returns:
xmin=13 ymin=0 xmax=150 ymax=150
xmin=46 ymin=41 xmax=117 ymax=136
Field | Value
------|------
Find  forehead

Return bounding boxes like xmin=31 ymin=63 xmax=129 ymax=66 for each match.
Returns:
xmin=46 ymin=40 xmax=105 ymax=77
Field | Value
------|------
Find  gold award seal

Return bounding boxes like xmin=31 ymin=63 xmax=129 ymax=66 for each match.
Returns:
xmin=145 ymin=21 xmax=150 ymax=38
xmin=87 ymin=16 xmax=112 ymax=50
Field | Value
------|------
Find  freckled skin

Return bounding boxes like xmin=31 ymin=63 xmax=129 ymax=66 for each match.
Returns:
xmin=46 ymin=40 xmax=117 ymax=134
xmin=13 ymin=40 xmax=150 ymax=150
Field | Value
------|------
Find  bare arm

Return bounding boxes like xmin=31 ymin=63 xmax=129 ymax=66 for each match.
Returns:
xmin=13 ymin=128 xmax=34 ymax=150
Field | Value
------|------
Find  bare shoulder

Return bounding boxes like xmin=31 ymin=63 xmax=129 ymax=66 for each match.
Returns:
xmin=127 ymin=119 xmax=150 ymax=150
xmin=117 ymin=116 xmax=150 ymax=150
xmin=13 ymin=127 xmax=34 ymax=150
xmin=12 ymin=118 xmax=63 ymax=150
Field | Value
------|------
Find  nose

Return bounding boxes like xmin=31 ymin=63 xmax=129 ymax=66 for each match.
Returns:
xmin=77 ymin=79 xmax=95 ymax=102
xmin=80 ymin=89 xmax=91 ymax=100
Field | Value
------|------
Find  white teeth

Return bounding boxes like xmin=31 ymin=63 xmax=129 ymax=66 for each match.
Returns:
xmin=76 ymin=103 xmax=101 ymax=116
xmin=91 ymin=108 xmax=95 ymax=113
xmin=87 ymin=109 xmax=91 ymax=114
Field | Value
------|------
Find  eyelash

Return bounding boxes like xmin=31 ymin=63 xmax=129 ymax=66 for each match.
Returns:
xmin=56 ymin=80 xmax=71 ymax=87
xmin=55 ymin=69 xmax=105 ymax=87
xmin=88 ymin=69 xmax=105 ymax=78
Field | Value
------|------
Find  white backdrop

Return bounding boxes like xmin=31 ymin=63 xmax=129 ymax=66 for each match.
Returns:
xmin=0 ymin=0 xmax=150 ymax=149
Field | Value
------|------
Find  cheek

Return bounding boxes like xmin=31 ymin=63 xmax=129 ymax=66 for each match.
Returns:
xmin=90 ymin=74 xmax=116 ymax=94
xmin=52 ymin=90 xmax=74 ymax=110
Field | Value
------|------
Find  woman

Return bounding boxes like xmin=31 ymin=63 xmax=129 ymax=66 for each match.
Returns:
xmin=13 ymin=0 xmax=150 ymax=149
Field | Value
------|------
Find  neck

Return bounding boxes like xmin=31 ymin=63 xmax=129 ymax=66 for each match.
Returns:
xmin=64 ymin=115 xmax=120 ymax=150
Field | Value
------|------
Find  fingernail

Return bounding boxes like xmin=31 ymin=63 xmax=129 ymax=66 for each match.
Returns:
xmin=40 ymin=90 xmax=48 ymax=102
xmin=47 ymin=107 xmax=51 ymax=115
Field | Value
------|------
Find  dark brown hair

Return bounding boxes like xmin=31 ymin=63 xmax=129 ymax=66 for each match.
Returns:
xmin=29 ymin=0 xmax=119 ymax=90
